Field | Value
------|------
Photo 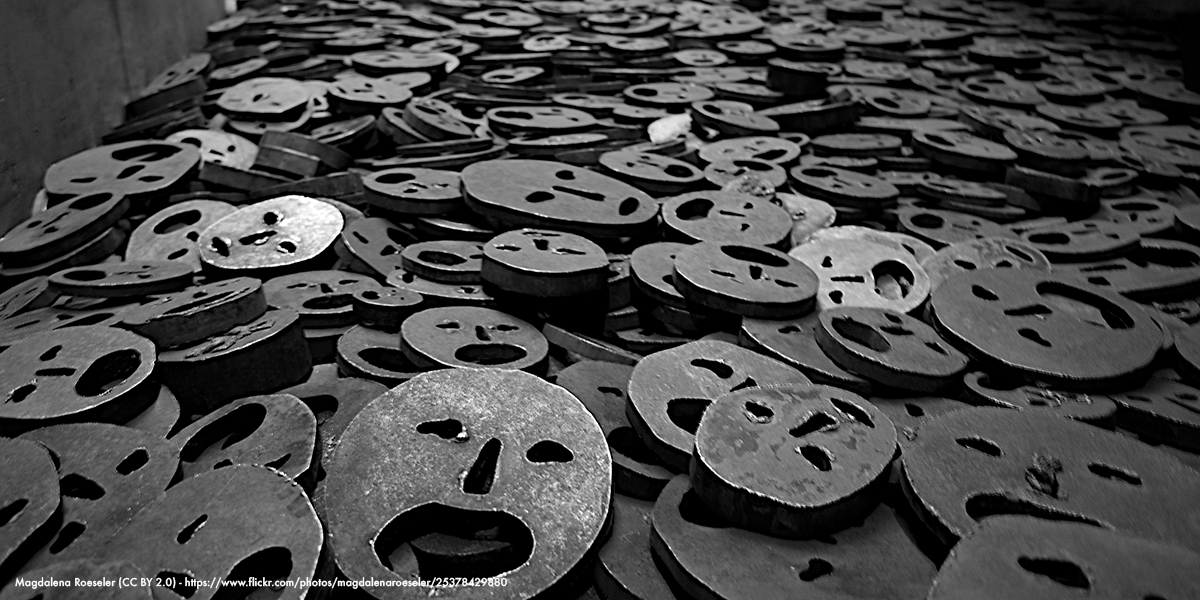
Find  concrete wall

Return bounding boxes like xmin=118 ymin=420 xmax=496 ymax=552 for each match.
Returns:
xmin=0 ymin=0 xmax=227 ymax=235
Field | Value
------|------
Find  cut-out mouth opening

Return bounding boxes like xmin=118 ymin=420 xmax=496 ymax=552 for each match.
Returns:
xmin=872 ymin=261 xmax=914 ymax=300
xmin=359 ymin=348 xmax=418 ymax=372
xmin=302 ymin=294 xmax=355 ymax=310
xmin=153 ymin=209 xmax=203 ymax=235
xmin=721 ymin=244 xmax=789 ymax=268
xmin=675 ymin=198 xmax=714 ymax=221
xmin=607 ymin=426 xmax=663 ymax=464
xmin=1036 ymin=282 xmax=1133 ymax=330
xmin=215 ymin=546 xmax=294 ymax=598
xmin=677 ymin=489 xmax=730 ymax=529
xmin=75 ymin=349 xmax=143 ymax=397
xmin=417 ymin=250 xmax=468 ymax=266
xmin=832 ymin=317 xmax=891 ymax=352
xmin=454 ymin=343 xmax=528 ymax=366
xmin=179 ymin=403 xmax=267 ymax=463
xmin=963 ymin=493 xmax=1104 ymax=528
xmin=373 ymin=504 xmax=533 ymax=579
xmin=668 ymin=398 xmax=711 ymax=434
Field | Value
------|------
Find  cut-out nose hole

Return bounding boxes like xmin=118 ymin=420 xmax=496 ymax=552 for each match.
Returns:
xmin=744 ymin=401 xmax=774 ymax=423
xmin=526 ymin=440 xmax=573 ymax=463
xmin=533 ymin=238 xmax=550 ymax=251
xmin=1017 ymin=557 xmax=1090 ymax=589
xmin=798 ymin=558 xmax=834 ymax=582
xmin=463 ymin=438 xmax=502 ymax=495
xmin=1087 ymin=463 xmax=1141 ymax=485
xmin=729 ymin=376 xmax=757 ymax=393
xmin=831 ymin=398 xmax=873 ymax=428
xmin=116 ymin=449 xmax=149 ymax=475
xmin=798 ymin=446 xmax=832 ymax=471
xmin=7 ymin=383 xmax=37 ymax=403
xmin=264 ymin=454 xmax=291 ymax=469
xmin=956 ymin=437 xmax=1002 ymax=457
xmin=1019 ymin=328 xmax=1052 ymax=347
xmin=690 ymin=358 xmax=733 ymax=378
xmin=48 ymin=521 xmax=86 ymax=554
xmin=791 ymin=412 xmax=837 ymax=438
xmin=668 ymin=398 xmax=711 ymax=434
xmin=475 ymin=326 xmax=491 ymax=341
xmin=177 ymin=515 xmax=208 ymax=544
xmin=60 ymin=473 xmax=105 ymax=500
xmin=417 ymin=419 xmax=467 ymax=441
xmin=210 ymin=237 xmax=230 ymax=256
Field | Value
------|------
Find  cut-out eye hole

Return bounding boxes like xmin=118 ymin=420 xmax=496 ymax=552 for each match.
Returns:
xmin=527 ymin=440 xmax=573 ymax=463
xmin=798 ymin=558 xmax=834 ymax=582
xmin=905 ymin=403 xmax=924 ymax=417
xmin=1016 ymin=557 xmax=1090 ymax=589
xmin=60 ymin=473 xmax=106 ymax=500
xmin=744 ymin=401 xmax=773 ymax=424
xmin=177 ymin=514 xmax=208 ymax=544
xmin=463 ymin=438 xmax=502 ymax=495
xmin=598 ymin=386 xmax=623 ymax=397
xmin=1087 ymin=463 xmax=1141 ymax=485
xmin=690 ymin=358 xmax=733 ymax=379
xmin=417 ymin=418 xmax=467 ymax=441
xmin=798 ymin=446 xmax=832 ymax=471
xmin=956 ymin=437 xmax=1002 ymax=457
xmin=830 ymin=398 xmax=873 ymax=428
xmin=1019 ymin=328 xmax=1052 ymax=347
xmin=790 ymin=412 xmax=837 ymax=438
xmin=116 ymin=449 xmax=149 ymax=475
